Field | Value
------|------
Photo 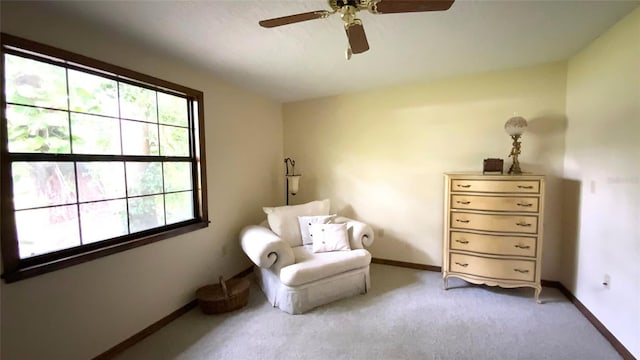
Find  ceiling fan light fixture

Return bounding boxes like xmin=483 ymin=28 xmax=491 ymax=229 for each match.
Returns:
xmin=338 ymin=4 xmax=358 ymax=23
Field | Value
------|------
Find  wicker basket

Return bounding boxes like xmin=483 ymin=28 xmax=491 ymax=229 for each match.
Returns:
xmin=196 ymin=276 xmax=250 ymax=314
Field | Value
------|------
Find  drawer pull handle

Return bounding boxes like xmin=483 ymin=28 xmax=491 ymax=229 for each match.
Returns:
xmin=517 ymin=185 xmax=534 ymax=189
xmin=455 ymin=239 xmax=469 ymax=244
xmin=517 ymin=202 xmax=533 ymax=207
xmin=457 ymin=184 xmax=471 ymax=188
xmin=456 ymin=200 xmax=471 ymax=205
xmin=455 ymin=262 xmax=469 ymax=268
xmin=514 ymin=244 xmax=531 ymax=249
xmin=456 ymin=219 xmax=470 ymax=223
xmin=516 ymin=222 xmax=531 ymax=227
xmin=513 ymin=269 xmax=530 ymax=274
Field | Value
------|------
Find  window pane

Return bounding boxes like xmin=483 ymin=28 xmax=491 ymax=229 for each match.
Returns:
xmin=80 ymin=200 xmax=128 ymax=244
xmin=12 ymin=162 xmax=77 ymax=210
xmin=16 ymin=205 xmax=80 ymax=259
xmin=68 ymin=69 xmax=118 ymax=117
xmin=126 ymin=162 xmax=162 ymax=196
xmin=6 ymin=104 xmax=70 ymax=153
xmin=158 ymin=92 xmax=188 ymax=126
xmin=160 ymin=125 xmax=189 ymax=156
xmin=119 ymin=83 xmax=157 ymax=122
xmin=4 ymin=54 xmax=68 ymax=110
xmin=77 ymin=162 xmax=126 ymax=202
xmin=71 ymin=113 xmax=121 ymax=155
xmin=165 ymin=191 xmax=194 ymax=225
xmin=163 ymin=162 xmax=192 ymax=192
xmin=121 ymin=120 xmax=159 ymax=156
xmin=128 ymin=195 xmax=164 ymax=233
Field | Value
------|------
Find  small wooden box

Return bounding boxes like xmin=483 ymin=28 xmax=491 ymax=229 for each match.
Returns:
xmin=483 ymin=158 xmax=504 ymax=174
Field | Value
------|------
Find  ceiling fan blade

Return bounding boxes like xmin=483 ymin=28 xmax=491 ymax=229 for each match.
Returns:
xmin=371 ymin=0 xmax=454 ymax=14
xmin=345 ymin=21 xmax=370 ymax=54
xmin=259 ymin=10 xmax=331 ymax=28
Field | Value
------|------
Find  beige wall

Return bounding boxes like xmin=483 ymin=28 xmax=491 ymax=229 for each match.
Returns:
xmin=564 ymin=7 xmax=640 ymax=358
xmin=2 ymin=0 xmax=638 ymax=359
xmin=0 ymin=3 xmax=283 ymax=360
xmin=283 ymin=62 xmax=567 ymax=280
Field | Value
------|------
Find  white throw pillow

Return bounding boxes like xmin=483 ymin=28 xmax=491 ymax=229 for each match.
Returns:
xmin=311 ymin=223 xmax=351 ymax=253
xmin=298 ymin=214 xmax=336 ymax=245
xmin=263 ymin=199 xmax=330 ymax=247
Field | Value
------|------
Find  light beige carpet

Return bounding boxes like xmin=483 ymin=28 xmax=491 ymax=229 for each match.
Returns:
xmin=115 ymin=264 xmax=621 ymax=360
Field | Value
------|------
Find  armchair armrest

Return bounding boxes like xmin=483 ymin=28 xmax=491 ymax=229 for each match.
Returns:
xmin=334 ymin=216 xmax=375 ymax=249
xmin=239 ymin=225 xmax=295 ymax=271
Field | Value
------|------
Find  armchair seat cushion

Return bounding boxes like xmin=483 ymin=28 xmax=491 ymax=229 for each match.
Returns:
xmin=280 ymin=246 xmax=371 ymax=287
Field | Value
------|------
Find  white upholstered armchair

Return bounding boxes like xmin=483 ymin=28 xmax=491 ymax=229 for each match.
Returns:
xmin=239 ymin=199 xmax=375 ymax=314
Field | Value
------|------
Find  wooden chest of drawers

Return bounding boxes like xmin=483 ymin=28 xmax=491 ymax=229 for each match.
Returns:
xmin=443 ymin=173 xmax=545 ymax=302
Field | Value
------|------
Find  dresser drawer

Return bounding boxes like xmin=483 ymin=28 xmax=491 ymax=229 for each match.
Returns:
xmin=451 ymin=195 xmax=539 ymax=212
xmin=450 ymin=231 xmax=536 ymax=257
xmin=451 ymin=212 xmax=538 ymax=234
xmin=449 ymin=253 xmax=535 ymax=282
xmin=451 ymin=179 xmax=540 ymax=194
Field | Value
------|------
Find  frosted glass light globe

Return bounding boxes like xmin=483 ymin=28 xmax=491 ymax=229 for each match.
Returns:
xmin=287 ymin=175 xmax=301 ymax=195
xmin=504 ymin=116 xmax=528 ymax=136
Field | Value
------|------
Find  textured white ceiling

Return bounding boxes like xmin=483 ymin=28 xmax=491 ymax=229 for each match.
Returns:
xmin=34 ymin=0 xmax=639 ymax=103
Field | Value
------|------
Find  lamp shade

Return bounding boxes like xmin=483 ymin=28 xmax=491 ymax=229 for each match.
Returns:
xmin=504 ymin=116 xmax=528 ymax=136
xmin=286 ymin=175 xmax=301 ymax=195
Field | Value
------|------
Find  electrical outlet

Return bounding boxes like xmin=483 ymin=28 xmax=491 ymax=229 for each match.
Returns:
xmin=377 ymin=228 xmax=385 ymax=238
xmin=603 ymin=274 xmax=611 ymax=288
xmin=221 ymin=244 xmax=228 ymax=256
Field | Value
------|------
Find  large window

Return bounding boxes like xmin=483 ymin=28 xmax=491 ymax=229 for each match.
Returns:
xmin=1 ymin=34 xmax=208 ymax=282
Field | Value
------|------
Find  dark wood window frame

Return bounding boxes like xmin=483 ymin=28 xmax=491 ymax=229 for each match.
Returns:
xmin=0 ymin=33 xmax=209 ymax=283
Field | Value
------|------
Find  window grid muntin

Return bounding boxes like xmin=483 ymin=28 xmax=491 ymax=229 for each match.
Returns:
xmin=9 ymin=156 xmax=196 ymax=259
xmin=4 ymin=103 xmax=191 ymax=158
xmin=4 ymin=48 xmax=198 ymax=260
xmin=5 ymin=55 xmax=191 ymax=158
xmin=17 ymin=216 xmax=198 ymax=269
xmin=4 ymin=47 xmax=189 ymax=101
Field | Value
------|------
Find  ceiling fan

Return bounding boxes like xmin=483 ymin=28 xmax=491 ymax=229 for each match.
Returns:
xmin=259 ymin=0 xmax=455 ymax=60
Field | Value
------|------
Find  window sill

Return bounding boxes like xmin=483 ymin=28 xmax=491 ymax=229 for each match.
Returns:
xmin=2 ymin=220 xmax=208 ymax=283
